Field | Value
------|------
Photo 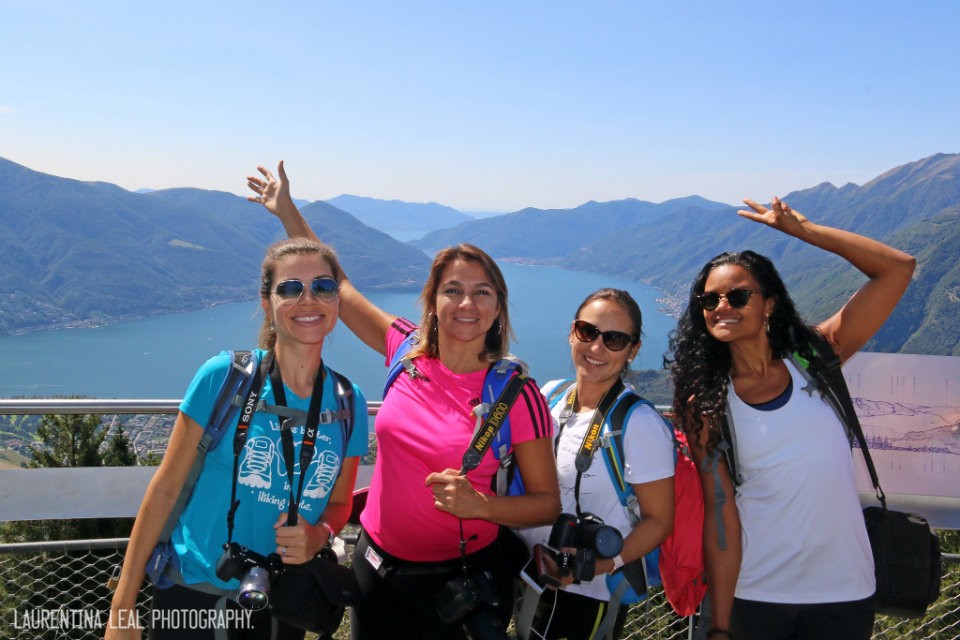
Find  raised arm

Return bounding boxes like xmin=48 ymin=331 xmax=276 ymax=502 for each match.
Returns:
xmin=739 ymin=197 xmax=916 ymax=362
xmin=247 ymin=162 xmax=395 ymax=356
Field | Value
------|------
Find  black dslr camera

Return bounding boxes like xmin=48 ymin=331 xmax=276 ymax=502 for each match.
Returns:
xmin=547 ymin=513 xmax=623 ymax=582
xmin=216 ymin=541 xmax=285 ymax=610
xmin=434 ymin=569 xmax=509 ymax=640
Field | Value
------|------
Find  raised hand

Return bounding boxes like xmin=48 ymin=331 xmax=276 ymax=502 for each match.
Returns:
xmin=247 ymin=161 xmax=292 ymax=218
xmin=737 ymin=196 xmax=809 ymax=237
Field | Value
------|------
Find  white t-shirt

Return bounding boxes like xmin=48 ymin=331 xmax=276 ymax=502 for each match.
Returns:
xmin=518 ymin=380 xmax=675 ymax=601
xmin=730 ymin=360 xmax=875 ymax=603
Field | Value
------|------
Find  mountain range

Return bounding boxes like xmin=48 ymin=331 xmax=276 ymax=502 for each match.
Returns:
xmin=0 ymin=157 xmax=430 ymax=335
xmin=414 ymin=154 xmax=960 ymax=356
xmin=0 ymin=154 xmax=957 ymax=356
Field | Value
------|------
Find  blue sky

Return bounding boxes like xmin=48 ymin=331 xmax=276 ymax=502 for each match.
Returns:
xmin=2 ymin=0 xmax=958 ymax=212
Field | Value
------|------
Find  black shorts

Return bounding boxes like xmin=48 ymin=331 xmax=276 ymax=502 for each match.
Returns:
xmin=730 ymin=595 xmax=875 ymax=640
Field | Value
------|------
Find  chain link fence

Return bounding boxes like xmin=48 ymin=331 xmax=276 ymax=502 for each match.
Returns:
xmin=1 ymin=537 xmax=957 ymax=640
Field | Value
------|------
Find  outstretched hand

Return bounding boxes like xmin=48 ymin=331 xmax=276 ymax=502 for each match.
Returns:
xmin=737 ymin=196 xmax=809 ymax=236
xmin=247 ymin=161 xmax=291 ymax=218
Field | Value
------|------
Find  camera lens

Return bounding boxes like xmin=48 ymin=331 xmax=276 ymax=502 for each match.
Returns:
xmin=236 ymin=566 xmax=271 ymax=611
xmin=578 ymin=520 xmax=623 ymax=558
xmin=596 ymin=526 xmax=623 ymax=558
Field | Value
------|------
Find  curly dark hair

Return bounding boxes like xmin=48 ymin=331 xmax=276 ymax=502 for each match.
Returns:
xmin=666 ymin=250 xmax=833 ymax=452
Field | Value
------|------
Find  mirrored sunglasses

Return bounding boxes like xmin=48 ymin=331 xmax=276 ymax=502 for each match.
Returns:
xmin=696 ymin=288 xmax=756 ymax=311
xmin=572 ymin=319 xmax=637 ymax=352
xmin=274 ymin=276 xmax=340 ymax=301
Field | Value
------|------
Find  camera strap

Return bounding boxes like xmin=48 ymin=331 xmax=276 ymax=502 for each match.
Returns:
xmin=224 ymin=352 xmax=326 ymax=542
xmin=269 ymin=357 xmax=326 ymax=527
xmin=461 ymin=370 xmax=529 ymax=472
xmin=225 ymin=351 xmax=271 ymax=543
xmin=453 ymin=367 xmax=527 ymax=572
xmin=554 ymin=378 xmax=624 ymax=516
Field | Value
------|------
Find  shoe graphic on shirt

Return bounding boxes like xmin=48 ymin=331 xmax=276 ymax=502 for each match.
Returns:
xmin=239 ymin=437 xmax=276 ymax=489
xmin=303 ymin=451 xmax=340 ymax=499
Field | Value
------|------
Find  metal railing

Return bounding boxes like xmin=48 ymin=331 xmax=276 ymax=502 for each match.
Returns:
xmin=1 ymin=399 xmax=958 ymax=639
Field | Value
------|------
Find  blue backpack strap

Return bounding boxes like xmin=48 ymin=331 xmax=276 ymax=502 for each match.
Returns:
xmin=600 ymin=391 xmax=669 ymax=520
xmin=330 ymin=369 xmax=357 ymax=461
xmin=202 ymin=351 xmax=260 ymax=454
xmin=486 ymin=358 xmax=526 ymax=459
xmin=165 ymin=350 xmax=259 ymax=539
xmin=383 ymin=329 xmax=424 ymax=398
xmin=477 ymin=357 xmax=528 ymax=496
xmin=600 ymin=390 xmax=670 ymax=592
xmin=544 ymin=379 xmax=576 ymax=409
xmin=149 ymin=350 xmax=261 ymax=586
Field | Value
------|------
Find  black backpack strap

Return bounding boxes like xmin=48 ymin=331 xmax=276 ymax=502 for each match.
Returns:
xmin=800 ymin=332 xmax=885 ymax=505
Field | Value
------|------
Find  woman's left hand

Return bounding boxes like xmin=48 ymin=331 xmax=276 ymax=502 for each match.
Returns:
xmin=247 ymin=161 xmax=292 ymax=219
xmin=738 ymin=196 xmax=809 ymax=236
xmin=425 ymin=469 xmax=489 ymax=519
xmin=273 ymin=513 xmax=329 ymax=564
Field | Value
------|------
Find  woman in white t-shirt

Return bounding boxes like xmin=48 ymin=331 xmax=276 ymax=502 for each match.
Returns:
xmin=519 ymin=288 xmax=675 ymax=640
xmin=668 ymin=197 xmax=915 ymax=640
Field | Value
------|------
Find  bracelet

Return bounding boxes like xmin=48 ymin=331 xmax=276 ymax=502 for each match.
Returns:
xmin=706 ymin=628 xmax=732 ymax=639
xmin=608 ymin=554 xmax=624 ymax=574
xmin=319 ymin=521 xmax=337 ymax=542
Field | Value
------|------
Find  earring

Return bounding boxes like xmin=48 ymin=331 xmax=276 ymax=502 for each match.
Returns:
xmin=270 ymin=320 xmax=276 ymax=333
xmin=764 ymin=314 xmax=771 ymax=334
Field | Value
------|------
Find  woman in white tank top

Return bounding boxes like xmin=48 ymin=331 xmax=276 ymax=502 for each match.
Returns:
xmin=667 ymin=196 xmax=915 ymax=640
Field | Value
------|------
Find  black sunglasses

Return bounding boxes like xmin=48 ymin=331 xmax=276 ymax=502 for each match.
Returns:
xmin=572 ymin=319 xmax=638 ymax=352
xmin=274 ymin=276 xmax=340 ymax=301
xmin=696 ymin=288 xmax=757 ymax=311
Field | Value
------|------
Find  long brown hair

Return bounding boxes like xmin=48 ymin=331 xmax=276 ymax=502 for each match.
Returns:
xmin=258 ymin=237 xmax=343 ymax=350
xmin=411 ymin=243 xmax=513 ymax=363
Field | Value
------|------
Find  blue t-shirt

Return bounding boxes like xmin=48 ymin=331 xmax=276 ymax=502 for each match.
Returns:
xmin=173 ymin=349 xmax=369 ymax=588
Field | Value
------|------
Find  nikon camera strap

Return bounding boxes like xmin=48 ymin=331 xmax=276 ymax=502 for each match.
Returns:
xmin=554 ymin=378 xmax=625 ymax=516
xmin=461 ymin=371 xmax=529 ymax=472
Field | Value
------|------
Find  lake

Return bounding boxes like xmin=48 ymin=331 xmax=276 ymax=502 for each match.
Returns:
xmin=0 ymin=264 xmax=677 ymax=400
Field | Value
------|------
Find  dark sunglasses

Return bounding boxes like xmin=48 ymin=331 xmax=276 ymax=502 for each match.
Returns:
xmin=696 ymin=288 xmax=757 ymax=311
xmin=274 ymin=276 xmax=340 ymax=301
xmin=572 ymin=319 xmax=638 ymax=352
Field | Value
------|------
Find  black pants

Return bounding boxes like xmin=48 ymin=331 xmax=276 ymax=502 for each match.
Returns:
xmin=528 ymin=588 xmax=627 ymax=640
xmin=350 ymin=530 xmax=514 ymax=640
xmin=730 ymin=595 xmax=875 ymax=640
xmin=150 ymin=583 xmax=305 ymax=640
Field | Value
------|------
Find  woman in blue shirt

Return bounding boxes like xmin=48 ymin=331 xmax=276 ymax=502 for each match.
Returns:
xmin=106 ymin=237 xmax=369 ymax=640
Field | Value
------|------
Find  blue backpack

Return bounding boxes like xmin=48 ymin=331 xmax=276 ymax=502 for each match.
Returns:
xmin=384 ymin=331 xmax=528 ymax=495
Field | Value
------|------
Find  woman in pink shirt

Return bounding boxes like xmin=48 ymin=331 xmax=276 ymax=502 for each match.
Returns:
xmin=249 ymin=161 xmax=560 ymax=640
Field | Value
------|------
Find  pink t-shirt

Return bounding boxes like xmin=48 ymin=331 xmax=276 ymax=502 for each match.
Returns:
xmin=360 ymin=318 xmax=552 ymax=561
